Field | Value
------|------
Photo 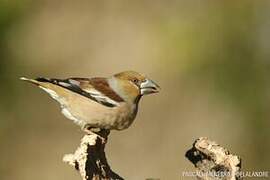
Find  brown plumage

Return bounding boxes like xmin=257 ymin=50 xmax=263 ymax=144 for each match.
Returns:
xmin=76 ymin=77 xmax=124 ymax=103
xmin=20 ymin=71 xmax=160 ymax=132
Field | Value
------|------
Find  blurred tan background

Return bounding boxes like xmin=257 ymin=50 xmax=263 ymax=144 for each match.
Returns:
xmin=0 ymin=0 xmax=270 ymax=179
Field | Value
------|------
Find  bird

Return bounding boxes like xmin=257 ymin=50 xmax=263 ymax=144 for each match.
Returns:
xmin=20 ymin=71 xmax=160 ymax=137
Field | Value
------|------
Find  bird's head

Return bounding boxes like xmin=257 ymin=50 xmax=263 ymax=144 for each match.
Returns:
xmin=109 ymin=71 xmax=160 ymax=104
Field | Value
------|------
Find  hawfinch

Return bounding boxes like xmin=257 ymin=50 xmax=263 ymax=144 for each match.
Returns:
xmin=21 ymin=71 xmax=160 ymax=133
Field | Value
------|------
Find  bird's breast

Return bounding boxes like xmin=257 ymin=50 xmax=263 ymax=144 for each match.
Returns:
xmin=109 ymin=103 xmax=138 ymax=130
xmin=56 ymin=92 xmax=138 ymax=130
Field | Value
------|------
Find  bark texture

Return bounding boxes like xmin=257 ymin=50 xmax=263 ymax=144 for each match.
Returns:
xmin=185 ymin=137 xmax=242 ymax=180
xmin=63 ymin=130 xmax=124 ymax=180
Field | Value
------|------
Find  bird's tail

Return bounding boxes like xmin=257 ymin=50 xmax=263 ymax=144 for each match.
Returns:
xmin=20 ymin=77 xmax=53 ymax=87
xmin=20 ymin=77 xmax=41 ymax=85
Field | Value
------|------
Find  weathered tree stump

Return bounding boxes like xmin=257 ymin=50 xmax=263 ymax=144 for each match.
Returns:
xmin=63 ymin=130 xmax=124 ymax=180
xmin=185 ymin=137 xmax=242 ymax=180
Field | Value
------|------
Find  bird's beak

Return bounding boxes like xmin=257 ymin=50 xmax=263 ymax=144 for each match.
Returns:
xmin=140 ymin=79 xmax=160 ymax=95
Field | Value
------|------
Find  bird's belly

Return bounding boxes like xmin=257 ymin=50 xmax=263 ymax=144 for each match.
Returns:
xmin=63 ymin=101 xmax=137 ymax=130
xmin=38 ymin=84 xmax=137 ymax=130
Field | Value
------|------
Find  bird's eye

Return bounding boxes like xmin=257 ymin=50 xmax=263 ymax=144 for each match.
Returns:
xmin=132 ymin=79 xmax=139 ymax=84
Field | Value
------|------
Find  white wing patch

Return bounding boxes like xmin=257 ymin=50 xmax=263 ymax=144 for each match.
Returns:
xmin=68 ymin=79 xmax=80 ymax=86
xmin=84 ymin=88 xmax=120 ymax=106
xmin=58 ymin=81 xmax=72 ymax=87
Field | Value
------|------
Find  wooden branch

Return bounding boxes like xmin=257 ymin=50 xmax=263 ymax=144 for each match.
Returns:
xmin=63 ymin=130 xmax=124 ymax=180
xmin=185 ymin=137 xmax=242 ymax=180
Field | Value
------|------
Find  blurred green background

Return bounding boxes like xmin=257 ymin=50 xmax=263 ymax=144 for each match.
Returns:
xmin=0 ymin=0 xmax=269 ymax=179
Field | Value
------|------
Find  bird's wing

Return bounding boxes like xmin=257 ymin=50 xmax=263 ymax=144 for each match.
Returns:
xmin=35 ymin=77 xmax=124 ymax=107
